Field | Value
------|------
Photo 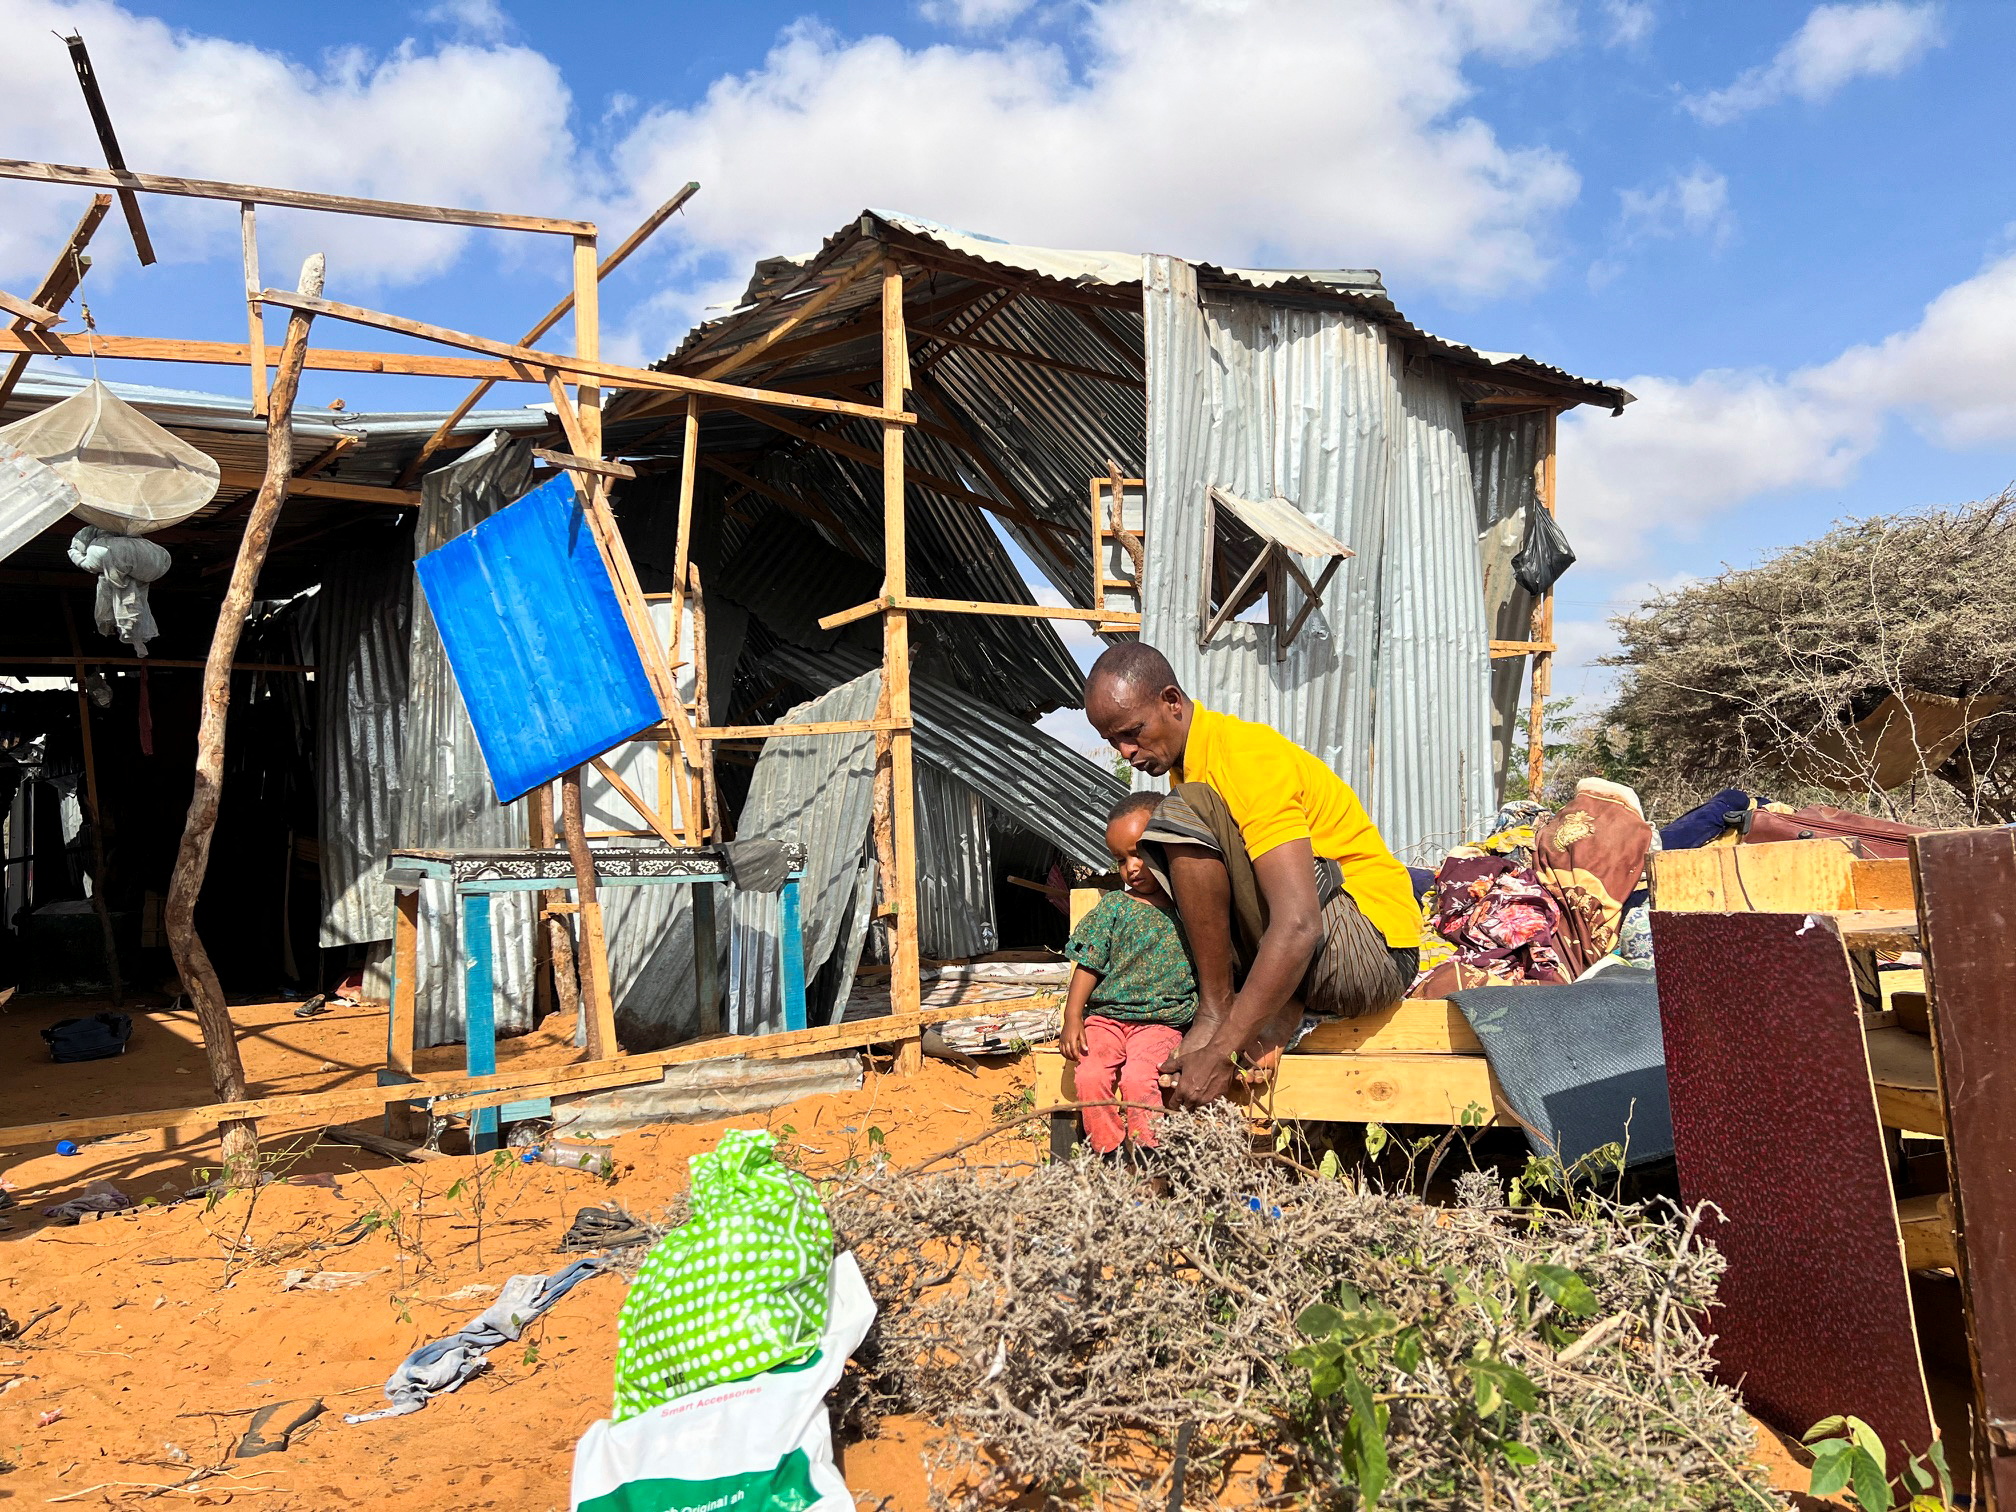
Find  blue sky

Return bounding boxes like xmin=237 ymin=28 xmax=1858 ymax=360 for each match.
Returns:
xmin=4 ymin=0 xmax=2013 ymax=747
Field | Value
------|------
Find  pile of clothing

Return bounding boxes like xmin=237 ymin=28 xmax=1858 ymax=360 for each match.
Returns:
xmin=1411 ymin=779 xmax=1655 ymax=997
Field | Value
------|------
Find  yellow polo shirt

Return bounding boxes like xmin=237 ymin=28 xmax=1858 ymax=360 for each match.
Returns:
xmin=1174 ymin=703 xmax=1418 ymax=948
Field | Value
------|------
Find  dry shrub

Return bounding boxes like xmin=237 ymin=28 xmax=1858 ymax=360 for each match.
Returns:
xmin=1599 ymin=488 xmax=2016 ymax=823
xmin=830 ymin=1109 xmax=1778 ymax=1511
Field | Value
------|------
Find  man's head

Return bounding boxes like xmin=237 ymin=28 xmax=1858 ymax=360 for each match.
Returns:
xmin=1085 ymin=643 xmax=1189 ymax=777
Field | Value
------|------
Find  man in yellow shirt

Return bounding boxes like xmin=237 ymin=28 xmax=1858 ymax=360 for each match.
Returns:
xmin=1084 ymin=643 xmax=1419 ymax=1110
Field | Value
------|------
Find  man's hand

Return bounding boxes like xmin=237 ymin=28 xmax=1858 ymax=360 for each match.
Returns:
xmin=1158 ymin=1037 xmax=1240 ymax=1109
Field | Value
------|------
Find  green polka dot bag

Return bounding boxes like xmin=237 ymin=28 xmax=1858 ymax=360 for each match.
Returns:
xmin=612 ymin=1128 xmax=833 ymax=1420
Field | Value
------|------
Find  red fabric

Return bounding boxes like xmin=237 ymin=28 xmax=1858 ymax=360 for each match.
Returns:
xmin=1072 ymin=1017 xmax=1183 ymax=1153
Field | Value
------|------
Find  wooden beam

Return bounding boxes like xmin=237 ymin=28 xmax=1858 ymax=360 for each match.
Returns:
xmin=698 ymin=254 xmax=880 ymax=380
xmin=215 ymin=468 xmax=421 ymax=507
xmin=1033 ymin=1045 xmax=1511 ymax=1126
xmin=587 ymin=754 xmax=680 ymax=847
xmin=1489 ymin=640 xmax=1556 ymax=658
xmin=0 ymin=656 xmax=308 ymax=672
xmin=0 ymin=156 xmax=595 ymax=235
xmin=0 ymin=194 xmax=111 ymax=412
xmin=668 ymin=397 xmax=701 ymax=668
xmin=61 ymin=35 xmax=156 ymax=265
xmin=1527 ymin=413 xmax=1557 ymax=796
xmin=881 ymin=258 xmax=923 ymax=1076
xmin=398 ymin=181 xmax=699 ymax=484
xmin=697 ymin=456 xmax=852 ymax=541
xmin=1296 ymin=1000 xmax=1484 ymax=1056
xmin=816 ymin=596 xmax=1141 ymax=631
xmin=909 ymin=372 xmax=1074 ymax=547
xmin=0 ymin=326 xmax=547 ymax=380
xmin=531 ymin=447 xmax=636 ymax=480
xmin=909 ymin=321 xmax=1144 ymax=389
xmin=259 ymin=289 xmax=914 ymax=423
xmin=241 ymin=203 xmax=267 ymax=416
xmin=0 ymin=288 xmax=61 ymax=328
xmin=713 ymin=397 xmax=1007 ymax=517
xmin=295 ymin=434 xmax=358 ymax=478
xmin=0 ymin=1006 xmax=977 ymax=1149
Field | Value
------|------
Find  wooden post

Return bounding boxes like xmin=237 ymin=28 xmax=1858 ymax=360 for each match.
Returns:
xmin=689 ymin=562 xmax=722 ymax=839
xmin=389 ymin=885 xmax=419 ymax=1075
xmin=528 ymin=781 xmax=581 ymax=1031
xmin=560 ymin=769 xmax=619 ymax=1060
xmin=669 ymin=397 xmax=700 ymax=667
xmin=240 ymin=203 xmax=266 ymax=417
xmin=1525 ymin=410 xmax=1558 ymax=799
xmin=163 ymin=252 xmax=323 ymax=1184
xmin=62 ymin=599 xmax=122 ymax=1004
xmin=879 ymin=259 xmax=923 ymax=1076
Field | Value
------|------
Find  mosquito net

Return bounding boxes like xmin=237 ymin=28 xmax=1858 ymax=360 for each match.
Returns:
xmin=0 ymin=379 xmax=220 ymax=535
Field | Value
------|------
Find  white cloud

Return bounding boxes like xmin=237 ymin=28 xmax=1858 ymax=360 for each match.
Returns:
xmin=1616 ymin=163 xmax=1732 ymax=247
xmin=919 ymin=0 xmax=1039 ymax=29
xmin=1687 ymin=2 xmax=1942 ymax=124
xmin=1560 ymin=247 xmax=2016 ymax=571
xmin=0 ymin=0 xmax=582 ymax=288
xmin=1598 ymin=0 xmax=1655 ymax=49
xmin=421 ymin=0 xmax=510 ymax=42
xmin=604 ymin=0 xmax=1583 ymax=350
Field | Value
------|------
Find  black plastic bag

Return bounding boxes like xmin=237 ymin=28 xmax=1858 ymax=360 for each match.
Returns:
xmin=1513 ymin=507 xmax=1577 ymax=596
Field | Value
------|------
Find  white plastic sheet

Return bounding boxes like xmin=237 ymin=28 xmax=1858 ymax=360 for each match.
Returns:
xmin=0 ymin=379 xmax=219 ymax=534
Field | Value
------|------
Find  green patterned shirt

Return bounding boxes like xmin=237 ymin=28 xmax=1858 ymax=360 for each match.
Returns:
xmin=1065 ymin=890 xmax=1198 ymax=1027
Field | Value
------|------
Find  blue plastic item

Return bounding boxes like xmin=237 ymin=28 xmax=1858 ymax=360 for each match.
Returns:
xmin=55 ymin=1139 xmax=79 ymax=1156
xmin=414 ymin=474 xmax=660 ymax=803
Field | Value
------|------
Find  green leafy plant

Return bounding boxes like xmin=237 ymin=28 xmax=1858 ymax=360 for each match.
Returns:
xmin=1804 ymin=1416 xmax=1954 ymax=1512
xmin=1285 ymin=1260 xmax=1599 ymax=1507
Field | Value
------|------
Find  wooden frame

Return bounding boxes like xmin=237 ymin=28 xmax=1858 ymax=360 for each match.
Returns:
xmin=1195 ymin=487 xmax=1348 ymax=662
xmin=0 ymin=154 xmax=949 ymax=1147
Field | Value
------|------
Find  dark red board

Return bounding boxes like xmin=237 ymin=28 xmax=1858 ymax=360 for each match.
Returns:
xmin=1651 ymin=910 xmax=1934 ymax=1461
xmin=1916 ymin=828 xmax=2016 ymax=1511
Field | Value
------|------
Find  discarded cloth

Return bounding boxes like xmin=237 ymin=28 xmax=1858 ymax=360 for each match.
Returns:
xmin=68 ymin=527 xmax=172 ymax=654
xmin=344 ymin=1257 xmax=611 ymax=1422
xmin=1533 ymin=779 xmax=1653 ymax=978
xmin=559 ymin=1206 xmax=657 ymax=1252
xmin=1658 ymin=788 xmax=1754 ymax=852
xmin=43 ymin=1182 xmax=132 ymax=1225
xmin=1413 ymin=853 xmax=1569 ymax=996
xmin=1452 ymin=970 xmax=1671 ymax=1168
xmin=613 ymin=1129 xmax=832 ymax=1419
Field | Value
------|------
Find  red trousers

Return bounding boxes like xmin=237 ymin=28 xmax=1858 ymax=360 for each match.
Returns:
xmin=1072 ymin=1016 xmax=1184 ymax=1153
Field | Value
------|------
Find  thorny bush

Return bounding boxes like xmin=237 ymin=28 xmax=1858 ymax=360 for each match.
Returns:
xmin=829 ymin=1108 xmax=1779 ymax=1511
xmin=1592 ymin=487 xmax=2016 ymax=823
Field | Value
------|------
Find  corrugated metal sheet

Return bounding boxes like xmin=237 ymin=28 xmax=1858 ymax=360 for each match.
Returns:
xmin=315 ymin=540 xmax=411 ymax=947
xmin=1141 ymin=255 xmax=1493 ymax=865
xmin=1373 ymin=361 xmax=1497 ymax=857
xmin=764 ymin=642 xmax=1125 ymax=869
xmin=729 ymin=674 xmax=881 ymax=1035
xmin=914 ymin=761 xmax=996 ymax=960
xmin=1469 ymin=413 xmax=1546 ymax=798
xmin=396 ymin=433 xmax=538 ymax=1045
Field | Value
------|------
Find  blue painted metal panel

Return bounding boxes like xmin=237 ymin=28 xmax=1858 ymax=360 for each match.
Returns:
xmin=462 ymin=891 xmax=500 ymax=1153
xmin=414 ymin=474 xmax=659 ymax=803
xmin=779 ymin=877 xmax=807 ymax=1032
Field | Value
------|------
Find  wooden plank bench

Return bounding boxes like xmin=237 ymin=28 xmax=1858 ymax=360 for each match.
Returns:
xmin=1029 ymin=998 xmax=1512 ymax=1150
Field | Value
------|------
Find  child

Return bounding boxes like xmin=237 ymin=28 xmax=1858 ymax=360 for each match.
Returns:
xmin=1062 ymin=792 xmax=1198 ymax=1153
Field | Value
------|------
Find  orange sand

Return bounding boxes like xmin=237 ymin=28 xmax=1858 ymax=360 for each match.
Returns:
xmin=0 ymin=995 xmax=1819 ymax=1509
